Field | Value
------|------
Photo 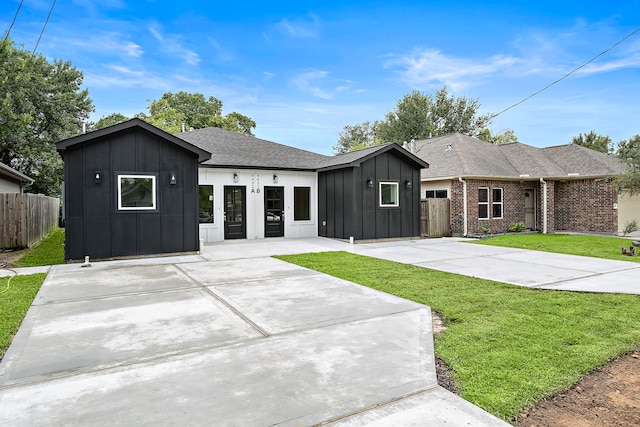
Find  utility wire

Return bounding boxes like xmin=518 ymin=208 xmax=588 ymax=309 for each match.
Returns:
xmin=32 ymin=0 xmax=57 ymax=55
xmin=2 ymin=0 xmax=24 ymax=43
xmin=490 ymin=27 xmax=640 ymax=119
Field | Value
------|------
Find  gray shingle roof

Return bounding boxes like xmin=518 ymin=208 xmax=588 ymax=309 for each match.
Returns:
xmin=0 ymin=162 xmax=34 ymax=185
xmin=317 ymin=142 xmax=429 ymax=170
xmin=176 ymin=128 xmax=429 ymax=171
xmin=176 ymin=127 xmax=330 ymax=170
xmin=415 ymin=133 xmax=627 ymax=180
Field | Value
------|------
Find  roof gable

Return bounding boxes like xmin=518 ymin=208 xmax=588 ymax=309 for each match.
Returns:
xmin=56 ymin=118 xmax=212 ymax=163
xmin=318 ymin=143 xmax=429 ymax=171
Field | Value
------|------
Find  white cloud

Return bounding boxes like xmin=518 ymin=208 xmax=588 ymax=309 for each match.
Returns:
xmin=275 ymin=15 xmax=321 ymax=38
xmin=291 ymin=70 xmax=333 ymax=99
xmin=66 ymin=33 xmax=143 ymax=57
xmin=385 ymin=49 xmax=519 ymax=90
xmin=577 ymin=41 xmax=640 ymax=75
xmin=149 ymin=26 xmax=164 ymax=42
xmin=147 ymin=24 xmax=200 ymax=66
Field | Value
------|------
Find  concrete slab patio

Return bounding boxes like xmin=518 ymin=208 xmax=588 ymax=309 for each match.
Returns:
xmin=2 ymin=235 xmax=638 ymax=426
xmin=0 ymin=241 xmax=507 ymax=426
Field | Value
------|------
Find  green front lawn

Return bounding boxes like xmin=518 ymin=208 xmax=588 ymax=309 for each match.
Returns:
xmin=0 ymin=273 xmax=46 ymax=360
xmin=276 ymin=251 xmax=640 ymax=422
xmin=474 ymin=233 xmax=639 ymax=262
xmin=14 ymin=227 xmax=66 ymax=267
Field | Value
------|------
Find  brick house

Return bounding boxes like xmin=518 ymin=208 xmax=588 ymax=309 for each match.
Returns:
xmin=413 ymin=133 xmax=630 ymax=236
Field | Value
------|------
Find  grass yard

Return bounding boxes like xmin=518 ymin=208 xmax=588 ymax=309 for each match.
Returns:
xmin=14 ymin=227 xmax=66 ymax=267
xmin=0 ymin=273 xmax=46 ymax=360
xmin=474 ymin=233 xmax=639 ymax=262
xmin=276 ymin=251 xmax=640 ymax=422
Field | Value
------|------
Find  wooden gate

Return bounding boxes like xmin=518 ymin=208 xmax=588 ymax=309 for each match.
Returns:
xmin=421 ymin=199 xmax=451 ymax=238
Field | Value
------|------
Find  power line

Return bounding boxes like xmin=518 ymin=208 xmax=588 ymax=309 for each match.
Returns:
xmin=2 ymin=0 xmax=24 ymax=43
xmin=32 ymin=0 xmax=57 ymax=55
xmin=491 ymin=26 xmax=640 ymax=120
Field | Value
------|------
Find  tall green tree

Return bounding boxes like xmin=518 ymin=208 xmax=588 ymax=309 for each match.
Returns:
xmin=614 ymin=134 xmax=640 ymax=194
xmin=146 ymin=98 xmax=185 ymax=133
xmin=376 ymin=87 xmax=492 ymax=144
xmin=222 ymin=111 xmax=256 ymax=135
xmin=145 ymin=91 xmax=256 ymax=136
xmin=89 ymin=112 xmax=129 ymax=131
xmin=571 ymin=130 xmax=613 ymax=154
xmin=0 ymin=39 xmax=93 ymax=196
xmin=477 ymin=128 xmax=519 ymax=145
xmin=333 ymin=121 xmax=380 ymax=154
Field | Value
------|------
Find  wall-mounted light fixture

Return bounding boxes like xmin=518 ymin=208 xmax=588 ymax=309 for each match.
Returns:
xmin=170 ymin=171 xmax=177 ymax=185
xmin=405 ymin=180 xmax=412 ymax=189
xmin=94 ymin=170 xmax=102 ymax=184
xmin=367 ymin=179 xmax=373 ymax=188
xmin=273 ymin=174 xmax=278 ymax=184
xmin=233 ymin=173 xmax=239 ymax=183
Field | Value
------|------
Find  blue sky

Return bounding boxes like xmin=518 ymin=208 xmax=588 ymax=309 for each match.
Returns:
xmin=2 ymin=0 xmax=639 ymax=154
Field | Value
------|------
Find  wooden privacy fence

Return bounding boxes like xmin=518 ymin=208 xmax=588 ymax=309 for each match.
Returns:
xmin=421 ymin=198 xmax=451 ymax=238
xmin=0 ymin=193 xmax=60 ymax=249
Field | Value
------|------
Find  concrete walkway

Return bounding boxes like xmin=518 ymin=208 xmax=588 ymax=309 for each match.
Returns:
xmin=2 ymin=236 xmax=638 ymax=426
xmin=0 ymin=238 xmax=507 ymax=427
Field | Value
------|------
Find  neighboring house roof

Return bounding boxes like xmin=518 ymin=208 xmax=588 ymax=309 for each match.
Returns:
xmin=0 ymin=162 xmax=34 ymax=185
xmin=317 ymin=142 xmax=429 ymax=171
xmin=416 ymin=133 xmax=627 ymax=180
xmin=56 ymin=118 xmax=212 ymax=163
xmin=176 ymin=127 xmax=329 ymax=170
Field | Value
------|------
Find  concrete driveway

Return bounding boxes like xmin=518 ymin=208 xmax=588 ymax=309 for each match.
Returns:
xmin=0 ymin=238 xmax=507 ymax=426
xmin=350 ymin=238 xmax=640 ymax=294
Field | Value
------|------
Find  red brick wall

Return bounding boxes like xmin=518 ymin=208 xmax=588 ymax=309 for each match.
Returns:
xmin=554 ymin=179 xmax=618 ymax=233
xmin=463 ymin=180 xmax=529 ymax=234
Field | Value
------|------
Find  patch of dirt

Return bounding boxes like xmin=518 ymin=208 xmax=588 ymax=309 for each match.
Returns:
xmin=431 ymin=312 xmax=640 ymax=426
xmin=516 ymin=350 xmax=640 ymax=427
xmin=432 ymin=312 xmax=458 ymax=394
xmin=0 ymin=248 xmax=27 ymax=267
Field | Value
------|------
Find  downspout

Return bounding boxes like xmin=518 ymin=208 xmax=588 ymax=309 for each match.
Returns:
xmin=458 ymin=177 xmax=468 ymax=237
xmin=540 ymin=177 xmax=548 ymax=234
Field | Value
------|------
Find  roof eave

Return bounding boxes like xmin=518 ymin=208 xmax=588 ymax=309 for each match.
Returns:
xmin=56 ymin=118 xmax=212 ymax=163
xmin=0 ymin=162 xmax=35 ymax=184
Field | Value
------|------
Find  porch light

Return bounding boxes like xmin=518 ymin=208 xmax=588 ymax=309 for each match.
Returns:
xmin=367 ymin=179 xmax=373 ymax=188
xmin=273 ymin=174 xmax=278 ymax=183
xmin=405 ymin=180 xmax=412 ymax=189
xmin=94 ymin=170 xmax=101 ymax=184
xmin=233 ymin=173 xmax=239 ymax=183
xmin=170 ymin=171 xmax=177 ymax=185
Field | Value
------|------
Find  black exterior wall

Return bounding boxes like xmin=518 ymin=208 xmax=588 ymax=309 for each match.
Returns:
xmin=318 ymin=150 xmax=422 ymax=240
xmin=60 ymin=123 xmax=205 ymax=260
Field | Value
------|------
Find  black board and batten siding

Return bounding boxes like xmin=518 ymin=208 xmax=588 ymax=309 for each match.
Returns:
xmin=57 ymin=119 xmax=210 ymax=260
xmin=318 ymin=148 xmax=425 ymax=240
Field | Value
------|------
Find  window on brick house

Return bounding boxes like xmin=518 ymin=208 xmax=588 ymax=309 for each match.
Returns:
xmin=478 ymin=188 xmax=489 ymax=219
xmin=426 ymin=189 xmax=448 ymax=198
xmin=492 ymin=188 xmax=503 ymax=218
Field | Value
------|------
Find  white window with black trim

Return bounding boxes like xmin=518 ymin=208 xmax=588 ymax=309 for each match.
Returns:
xmin=426 ymin=189 xmax=448 ymax=198
xmin=492 ymin=188 xmax=503 ymax=219
xmin=478 ymin=187 xmax=489 ymax=219
xmin=199 ymin=185 xmax=214 ymax=223
xmin=117 ymin=174 xmax=156 ymax=211
xmin=294 ymin=187 xmax=311 ymax=221
xmin=380 ymin=182 xmax=399 ymax=207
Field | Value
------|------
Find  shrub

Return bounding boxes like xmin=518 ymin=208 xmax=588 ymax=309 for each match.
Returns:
xmin=508 ymin=222 xmax=526 ymax=232
xmin=623 ymin=220 xmax=638 ymax=236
